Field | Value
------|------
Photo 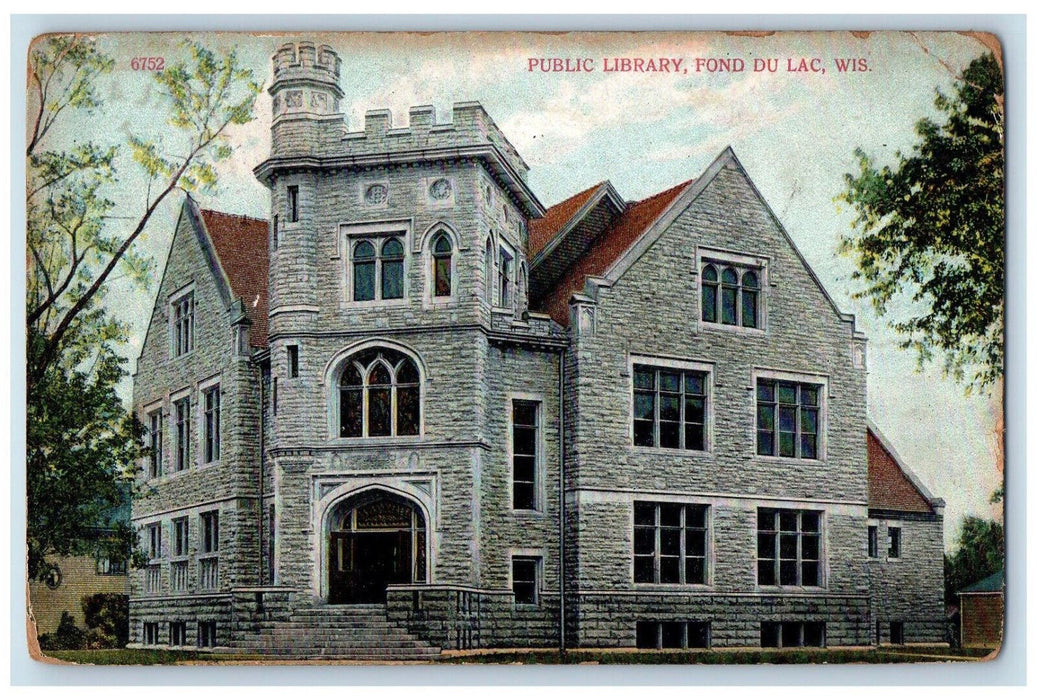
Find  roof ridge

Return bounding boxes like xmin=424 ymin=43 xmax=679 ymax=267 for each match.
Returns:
xmin=199 ymin=207 xmax=269 ymax=223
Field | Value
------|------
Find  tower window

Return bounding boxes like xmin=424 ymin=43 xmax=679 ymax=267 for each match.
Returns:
xmin=286 ymin=185 xmax=299 ymax=223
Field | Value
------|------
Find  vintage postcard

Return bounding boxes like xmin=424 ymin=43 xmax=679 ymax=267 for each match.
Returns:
xmin=24 ymin=29 xmax=1005 ymax=665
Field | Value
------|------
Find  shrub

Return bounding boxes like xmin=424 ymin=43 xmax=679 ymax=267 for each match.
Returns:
xmin=38 ymin=611 xmax=86 ymax=650
xmin=81 ymin=593 xmax=129 ymax=648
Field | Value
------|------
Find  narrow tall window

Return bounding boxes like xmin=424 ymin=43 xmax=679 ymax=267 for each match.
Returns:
xmin=203 ymin=385 xmax=220 ymax=463
xmin=353 ymin=240 xmax=376 ymax=301
xmin=512 ymin=557 xmax=540 ymax=605
xmin=633 ymin=365 xmax=708 ymax=451
xmin=741 ymin=270 xmax=759 ymax=328
xmin=147 ymin=523 xmax=162 ymax=560
xmin=888 ymin=526 xmax=902 ymax=559
xmin=756 ymin=380 xmax=821 ymax=459
xmin=201 ymin=511 xmax=220 ymax=554
xmin=498 ymin=246 xmax=514 ymax=307
xmin=173 ymin=396 xmax=191 ymax=472
xmin=868 ymin=525 xmax=879 ymax=558
xmin=757 ymin=508 xmax=822 ymax=587
xmin=432 ymin=233 xmax=453 ymax=297
xmin=484 ymin=240 xmax=495 ymax=304
xmin=272 ymin=214 xmax=279 ymax=250
xmin=286 ymin=185 xmax=299 ymax=223
xmin=172 ymin=292 xmax=195 ymax=357
xmin=173 ymin=517 xmax=189 ymax=557
xmin=148 ymin=408 xmax=163 ymax=478
xmin=720 ymin=267 xmax=738 ymax=325
xmin=634 ymin=502 xmax=709 ymax=585
xmin=701 ymin=265 xmax=718 ymax=323
xmin=287 ymin=345 xmax=299 ymax=378
xmin=890 ymin=621 xmax=905 ymax=645
xmin=380 ymin=237 xmax=405 ymax=299
xmin=512 ymin=400 xmax=540 ymax=511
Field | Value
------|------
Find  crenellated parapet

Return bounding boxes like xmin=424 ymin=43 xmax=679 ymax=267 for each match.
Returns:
xmin=270 ymin=42 xmax=344 ymax=120
xmin=340 ymin=102 xmax=530 ymax=184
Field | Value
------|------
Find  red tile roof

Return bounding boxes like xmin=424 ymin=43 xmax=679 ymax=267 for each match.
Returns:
xmin=199 ymin=208 xmax=270 ymax=348
xmin=537 ymin=179 xmax=694 ymax=325
xmin=867 ymin=428 xmax=934 ymax=513
xmin=529 ymin=182 xmax=606 ymax=257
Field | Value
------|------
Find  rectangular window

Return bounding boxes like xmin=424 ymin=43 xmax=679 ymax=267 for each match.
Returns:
xmin=147 ymin=408 xmax=163 ymax=478
xmin=172 ymin=517 xmax=189 ymax=557
xmin=888 ymin=526 xmax=902 ymax=559
xmin=173 ymin=396 xmax=191 ymax=471
xmin=287 ymin=185 xmax=299 ymax=223
xmin=273 ymin=377 xmax=278 ymax=416
xmin=756 ymin=379 xmax=821 ymax=459
xmin=147 ymin=523 xmax=162 ymax=560
xmin=761 ymin=621 xmax=826 ymax=648
xmin=868 ymin=525 xmax=878 ymax=558
xmin=636 ymin=621 xmax=710 ymax=649
xmin=512 ymin=556 xmax=539 ymax=605
xmin=890 ymin=621 xmax=905 ymax=645
xmin=203 ymin=385 xmax=220 ymax=463
xmin=95 ymin=557 xmax=127 ymax=575
xmin=169 ymin=621 xmax=187 ymax=647
xmin=287 ymin=345 xmax=299 ymax=378
xmin=143 ymin=622 xmax=159 ymax=645
xmin=198 ymin=621 xmax=217 ymax=648
xmin=201 ymin=511 xmax=220 ymax=554
xmin=634 ymin=502 xmax=709 ymax=585
xmin=757 ymin=508 xmax=822 ymax=587
xmin=267 ymin=504 xmax=276 ymax=584
xmin=633 ymin=365 xmax=708 ymax=451
xmin=272 ymin=214 xmax=279 ymax=250
xmin=172 ymin=292 xmax=195 ymax=357
xmin=512 ymin=400 xmax=540 ymax=510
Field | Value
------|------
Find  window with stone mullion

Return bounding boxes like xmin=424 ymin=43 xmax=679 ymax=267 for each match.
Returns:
xmin=633 ymin=365 xmax=707 ymax=451
xmin=757 ymin=508 xmax=821 ymax=587
xmin=756 ymin=380 xmax=820 ymax=459
xmin=634 ymin=502 xmax=708 ymax=585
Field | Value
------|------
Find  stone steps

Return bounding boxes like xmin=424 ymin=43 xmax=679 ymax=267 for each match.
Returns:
xmin=237 ymin=603 xmax=440 ymax=661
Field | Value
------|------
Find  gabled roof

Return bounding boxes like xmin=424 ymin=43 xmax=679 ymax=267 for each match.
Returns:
xmin=867 ymin=423 xmax=940 ymax=514
xmin=535 ymin=178 xmax=694 ymax=326
xmin=529 ymin=181 xmax=608 ymax=257
xmin=196 ymin=206 xmax=270 ymax=347
xmin=960 ymin=569 xmax=1004 ymax=594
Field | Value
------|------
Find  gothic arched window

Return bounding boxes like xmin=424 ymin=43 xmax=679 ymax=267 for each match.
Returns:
xmin=701 ymin=264 xmax=718 ymax=323
xmin=380 ymin=237 xmax=404 ymax=300
xmin=432 ymin=233 xmax=453 ymax=297
xmin=352 ymin=240 xmax=376 ymax=302
xmin=350 ymin=236 xmax=405 ymax=302
xmin=700 ymin=260 xmax=763 ymax=329
xmin=339 ymin=347 xmax=421 ymax=438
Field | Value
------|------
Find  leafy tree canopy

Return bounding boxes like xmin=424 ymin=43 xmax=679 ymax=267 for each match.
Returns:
xmin=838 ymin=52 xmax=1004 ymax=394
xmin=25 ymin=35 xmax=259 ymax=580
xmin=944 ymin=512 xmax=1004 ymax=605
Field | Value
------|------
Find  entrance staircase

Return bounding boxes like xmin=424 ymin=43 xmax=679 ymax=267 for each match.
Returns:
xmin=237 ymin=604 xmax=441 ymax=661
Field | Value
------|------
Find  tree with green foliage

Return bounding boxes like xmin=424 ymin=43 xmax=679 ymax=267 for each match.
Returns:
xmin=944 ymin=511 xmax=1004 ymax=606
xmin=26 ymin=35 xmax=260 ymax=581
xmin=837 ymin=52 xmax=1004 ymax=394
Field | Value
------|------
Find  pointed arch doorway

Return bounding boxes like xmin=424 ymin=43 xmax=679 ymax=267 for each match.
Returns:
xmin=327 ymin=490 xmax=427 ymax=604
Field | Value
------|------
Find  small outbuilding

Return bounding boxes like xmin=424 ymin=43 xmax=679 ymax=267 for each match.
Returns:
xmin=959 ymin=570 xmax=1004 ymax=649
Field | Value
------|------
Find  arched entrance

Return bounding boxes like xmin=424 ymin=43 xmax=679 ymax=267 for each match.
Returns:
xmin=326 ymin=490 xmax=427 ymax=604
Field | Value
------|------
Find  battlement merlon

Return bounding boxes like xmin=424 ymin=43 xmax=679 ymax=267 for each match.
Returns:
xmin=256 ymin=100 xmax=546 ymax=218
xmin=272 ymin=42 xmax=343 ymax=88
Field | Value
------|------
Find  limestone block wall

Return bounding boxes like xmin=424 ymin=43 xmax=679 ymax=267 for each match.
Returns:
xmin=869 ymin=512 xmax=946 ymax=644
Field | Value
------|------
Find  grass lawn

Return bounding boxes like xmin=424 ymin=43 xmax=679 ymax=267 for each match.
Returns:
xmin=40 ymin=646 xmax=994 ymax=666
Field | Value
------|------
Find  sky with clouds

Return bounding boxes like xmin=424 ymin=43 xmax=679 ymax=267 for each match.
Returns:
xmin=35 ymin=30 xmax=1002 ymax=548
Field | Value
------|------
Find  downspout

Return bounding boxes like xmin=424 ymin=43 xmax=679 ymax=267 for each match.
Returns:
xmin=558 ymin=345 xmax=566 ymax=654
xmin=258 ymin=356 xmax=265 ymax=586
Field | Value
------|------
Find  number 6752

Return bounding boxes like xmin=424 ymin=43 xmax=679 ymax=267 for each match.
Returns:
xmin=130 ymin=57 xmax=164 ymax=70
